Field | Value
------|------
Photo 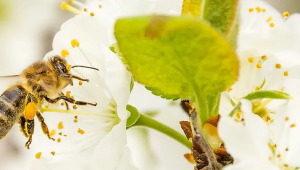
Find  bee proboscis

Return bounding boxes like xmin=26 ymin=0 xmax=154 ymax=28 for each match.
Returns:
xmin=0 ymin=56 xmax=98 ymax=149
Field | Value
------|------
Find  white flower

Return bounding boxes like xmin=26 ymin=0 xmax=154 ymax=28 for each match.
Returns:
xmin=219 ymin=77 xmax=300 ymax=170
xmin=221 ymin=0 xmax=300 ymax=118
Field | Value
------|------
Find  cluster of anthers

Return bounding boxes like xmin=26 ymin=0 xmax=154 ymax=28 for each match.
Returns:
xmin=61 ymin=0 xmax=103 ymax=16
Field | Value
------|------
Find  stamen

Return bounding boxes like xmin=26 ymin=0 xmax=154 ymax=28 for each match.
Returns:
xmin=64 ymin=134 xmax=67 ymax=137
xmin=227 ymin=87 xmax=233 ymax=93
xmin=50 ymin=130 xmax=56 ymax=136
xmin=285 ymin=117 xmax=289 ymax=121
xmin=262 ymin=55 xmax=268 ymax=60
xmin=84 ymin=8 xmax=88 ymax=12
xmin=68 ymin=0 xmax=73 ymax=3
xmin=290 ymin=123 xmax=296 ymax=128
xmin=73 ymin=105 xmax=77 ymax=109
xmin=270 ymin=23 xmax=275 ymax=28
xmin=99 ymin=5 xmax=102 ymax=8
xmin=236 ymin=110 xmax=241 ymax=119
xmin=262 ymin=9 xmax=266 ymax=12
xmin=74 ymin=118 xmax=78 ymax=123
xmin=253 ymin=99 xmax=272 ymax=113
xmin=35 ymin=152 xmax=42 ymax=159
xmin=266 ymin=17 xmax=272 ymax=22
xmin=255 ymin=86 xmax=261 ymax=91
xmin=284 ymin=164 xmax=289 ymax=168
xmin=61 ymin=102 xmax=64 ymax=106
xmin=277 ymin=154 xmax=281 ymax=158
xmin=255 ymin=7 xmax=261 ymax=13
xmin=249 ymin=8 xmax=254 ymax=12
xmin=51 ymin=151 xmax=55 ymax=156
xmin=275 ymin=64 xmax=281 ymax=69
xmin=61 ymin=49 xmax=69 ymax=58
xmin=41 ymin=108 xmax=104 ymax=117
xmin=79 ymin=81 xmax=83 ymax=86
xmin=57 ymin=138 xmax=61 ymax=143
xmin=256 ymin=63 xmax=261 ymax=68
xmin=58 ymin=122 xmax=64 ymax=129
xmin=58 ymin=132 xmax=62 ymax=136
xmin=284 ymin=71 xmax=289 ymax=76
xmin=90 ymin=12 xmax=95 ymax=16
xmin=61 ymin=2 xmax=82 ymax=15
xmin=283 ymin=12 xmax=290 ymax=18
xmin=264 ymin=116 xmax=270 ymax=122
xmin=248 ymin=57 xmax=254 ymax=63
xmin=78 ymin=128 xmax=85 ymax=134
xmin=286 ymin=148 xmax=289 ymax=151
xmin=71 ymin=39 xmax=79 ymax=48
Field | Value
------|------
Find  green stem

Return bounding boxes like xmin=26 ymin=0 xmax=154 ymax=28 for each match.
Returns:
xmin=195 ymin=89 xmax=208 ymax=127
xmin=130 ymin=114 xmax=192 ymax=149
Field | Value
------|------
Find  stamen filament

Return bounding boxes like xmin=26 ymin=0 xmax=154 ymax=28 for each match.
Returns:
xmin=253 ymin=99 xmax=273 ymax=114
xmin=41 ymin=108 xmax=116 ymax=118
xmin=61 ymin=2 xmax=82 ymax=15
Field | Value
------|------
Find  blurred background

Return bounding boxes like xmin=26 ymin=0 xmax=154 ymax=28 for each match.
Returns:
xmin=0 ymin=0 xmax=299 ymax=170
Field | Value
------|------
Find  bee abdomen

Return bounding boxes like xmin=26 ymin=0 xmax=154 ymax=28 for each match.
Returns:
xmin=0 ymin=84 xmax=28 ymax=139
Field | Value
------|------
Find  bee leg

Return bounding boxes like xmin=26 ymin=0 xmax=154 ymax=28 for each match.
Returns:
xmin=19 ymin=116 xmax=28 ymax=138
xmin=24 ymin=119 xmax=35 ymax=149
xmin=71 ymin=75 xmax=90 ymax=82
xmin=36 ymin=111 xmax=54 ymax=141
xmin=59 ymin=92 xmax=69 ymax=110
xmin=44 ymin=96 xmax=97 ymax=106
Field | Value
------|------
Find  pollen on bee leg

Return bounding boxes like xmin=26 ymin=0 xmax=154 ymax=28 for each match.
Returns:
xmin=249 ymin=8 xmax=254 ymax=12
xmin=66 ymin=91 xmax=71 ymax=97
xmin=51 ymin=151 xmax=55 ymax=156
xmin=266 ymin=17 xmax=272 ymax=22
xmin=275 ymin=64 xmax=281 ymax=69
xmin=49 ymin=129 xmax=56 ymax=137
xmin=61 ymin=2 xmax=82 ymax=14
xmin=284 ymin=71 xmax=289 ymax=76
xmin=58 ymin=122 xmax=64 ymax=130
xmin=248 ymin=57 xmax=254 ymax=63
xmin=25 ymin=103 xmax=37 ymax=120
xmin=71 ymin=39 xmax=79 ymax=48
xmin=61 ymin=49 xmax=69 ymax=58
xmin=78 ymin=128 xmax=85 ymax=134
xmin=35 ymin=152 xmax=42 ymax=159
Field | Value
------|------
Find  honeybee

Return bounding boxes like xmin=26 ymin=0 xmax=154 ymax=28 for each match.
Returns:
xmin=0 ymin=55 xmax=98 ymax=149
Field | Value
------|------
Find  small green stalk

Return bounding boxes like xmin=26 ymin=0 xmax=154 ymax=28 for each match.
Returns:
xmin=130 ymin=114 xmax=192 ymax=149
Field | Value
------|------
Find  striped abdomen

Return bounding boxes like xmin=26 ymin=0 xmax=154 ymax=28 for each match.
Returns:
xmin=0 ymin=84 xmax=28 ymax=139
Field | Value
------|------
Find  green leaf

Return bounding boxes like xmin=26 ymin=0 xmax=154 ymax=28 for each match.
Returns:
xmin=115 ymin=15 xmax=239 ymax=100
xmin=244 ymin=90 xmax=291 ymax=100
xmin=126 ymin=105 xmax=140 ymax=127
xmin=202 ymin=0 xmax=240 ymax=48
xmin=181 ymin=0 xmax=202 ymax=17
xmin=145 ymin=86 xmax=180 ymax=101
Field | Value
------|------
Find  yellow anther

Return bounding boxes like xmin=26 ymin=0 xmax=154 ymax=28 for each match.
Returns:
xmin=255 ymin=86 xmax=261 ymax=91
xmin=57 ymin=138 xmax=61 ymax=143
xmin=284 ymin=164 xmax=289 ymax=168
xmin=261 ymin=55 xmax=267 ymax=60
xmin=256 ymin=63 xmax=261 ymax=68
xmin=264 ymin=116 xmax=270 ymax=122
xmin=84 ymin=8 xmax=88 ymax=12
xmin=277 ymin=154 xmax=281 ymax=158
xmin=99 ymin=5 xmax=102 ymax=8
xmin=61 ymin=102 xmax=64 ymax=106
xmin=286 ymin=148 xmax=289 ymax=151
xmin=284 ymin=71 xmax=289 ymax=76
xmin=248 ymin=57 xmax=254 ymax=63
xmin=256 ymin=7 xmax=261 ymax=13
xmin=275 ymin=64 xmax=281 ymax=69
xmin=79 ymin=81 xmax=83 ymax=86
xmin=25 ymin=102 xmax=36 ymax=120
xmin=58 ymin=122 xmax=64 ymax=130
xmin=71 ymin=39 xmax=79 ymax=48
xmin=262 ymin=9 xmax=266 ymax=12
xmin=58 ymin=132 xmax=62 ymax=136
xmin=75 ymin=116 xmax=78 ymax=119
xmin=78 ymin=128 xmax=85 ymax=134
xmin=68 ymin=0 xmax=73 ymax=3
xmin=227 ymin=87 xmax=233 ymax=93
xmin=90 ymin=12 xmax=95 ymax=16
xmin=236 ymin=110 xmax=241 ymax=119
xmin=74 ymin=118 xmax=78 ymax=123
xmin=266 ymin=17 xmax=272 ymax=22
xmin=61 ymin=49 xmax=69 ymax=58
xmin=270 ymin=23 xmax=275 ymax=28
xmin=285 ymin=117 xmax=289 ymax=121
xmin=64 ymin=134 xmax=67 ymax=137
xmin=290 ymin=123 xmax=296 ymax=128
xmin=61 ymin=2 xmax=82 ymax=15
xmin=51 ymin=151 xmax=55 ymax=156
xmin=67 ymin=65 xmax=71 ymax=71
xmin=184 ymin=153 xmax=196 ymax=164
xmin=73 ymin=105 xmax=77 ymax=109
xmin=283 ymin=12 xmax=290 ymax=18
xmin=66 ymin=91 xmax=71 ymax=97
xmin=49 ymin=130 xmax=56 ymax=137
xmin=35 ymin=152 xmax=42 ymax=159
xmin=249 ymin=8 xmax=254 ymax=13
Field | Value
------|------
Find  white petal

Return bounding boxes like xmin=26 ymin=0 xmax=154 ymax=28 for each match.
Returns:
xmin=116 ymin=147 xmax=138 ymax=170
xmin=224 ymin=161 xmax=280 ymax=170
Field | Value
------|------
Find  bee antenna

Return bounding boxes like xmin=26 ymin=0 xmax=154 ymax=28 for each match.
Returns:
xmin=71 ymin=65 xmax=99 ymax=71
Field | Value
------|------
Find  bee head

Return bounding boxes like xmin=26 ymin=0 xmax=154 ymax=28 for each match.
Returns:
xmin=50 ymin=56 xmax=73 ymax=86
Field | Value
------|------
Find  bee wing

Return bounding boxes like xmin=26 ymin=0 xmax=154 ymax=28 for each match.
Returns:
xmin=0 ymin=75 xmax=22 ymax=93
